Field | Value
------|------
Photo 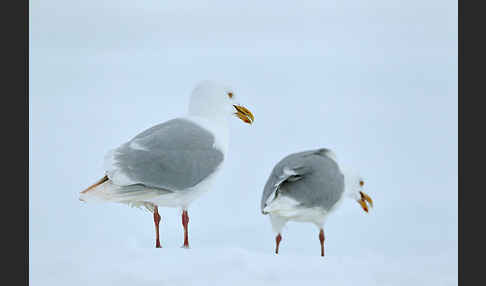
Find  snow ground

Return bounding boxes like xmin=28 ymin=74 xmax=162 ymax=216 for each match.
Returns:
xmin=30 ymin=199 xmax=457 ymax=286
xmin=31 ymin=244 xmax=456 ymax=286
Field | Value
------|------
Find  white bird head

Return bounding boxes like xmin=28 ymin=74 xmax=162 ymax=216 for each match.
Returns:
xmin=188 ymin=80 xmax=254 ymax=124
xmin=344 ymin=172 xmax=373 ymax=213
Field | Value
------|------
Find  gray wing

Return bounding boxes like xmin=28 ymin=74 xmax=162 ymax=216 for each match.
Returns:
xmin=105 ymin=118 xmax=224 ymax=191
xmin=261 ymin=148 xmax=344 ymax=212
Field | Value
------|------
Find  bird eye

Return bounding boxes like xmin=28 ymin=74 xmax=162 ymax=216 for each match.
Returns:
xmin=360 ymin=180 xmax=364 ymax=186
xmin=227 ymin=92 xmax=233 ymax=99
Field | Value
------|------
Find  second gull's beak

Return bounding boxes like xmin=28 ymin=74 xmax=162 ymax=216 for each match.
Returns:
xmin=233 ymin=105 xmax=254 ymax=124
xmin=357 ymin=191 xmax=373 ymax=213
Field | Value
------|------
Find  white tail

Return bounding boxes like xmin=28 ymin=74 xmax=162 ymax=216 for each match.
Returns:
xmin=79 ymin=175 xmax=158 ymax=212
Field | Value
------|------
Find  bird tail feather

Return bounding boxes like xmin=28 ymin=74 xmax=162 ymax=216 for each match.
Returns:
xmin=80 ymin=175 xmax=109 ymax=194
xmin=79 ymin=175 xmax=165 ymax=212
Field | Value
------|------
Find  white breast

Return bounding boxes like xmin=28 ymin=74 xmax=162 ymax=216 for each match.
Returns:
xmin=264 ymin=195 xmax=329 ymax=227
xmin=149 ymin=161 xmax=225 ymax=209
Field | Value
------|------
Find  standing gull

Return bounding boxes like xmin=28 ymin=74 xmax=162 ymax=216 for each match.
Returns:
xmin=80 ymin=80 xmax=254 ymax=248
xmin=260 ymin=148 xmax=372 ymax=256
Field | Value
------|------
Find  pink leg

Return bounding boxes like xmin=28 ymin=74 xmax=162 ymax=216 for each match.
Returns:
xmin=275 ymin=233 xmax=282 ymax=254
xmin=153 ymin=206 xmax=162 ymax=248
xmin=182 ymin=210 xmax=190 ymax=248
xmin=319 ymin=229 xmax=325 ymax=257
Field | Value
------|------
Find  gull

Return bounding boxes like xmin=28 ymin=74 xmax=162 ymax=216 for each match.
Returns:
xmin=260 ymin=148 xmax=373 ymax=256
xmin=80 ymin=80 xmax=254 ymax=248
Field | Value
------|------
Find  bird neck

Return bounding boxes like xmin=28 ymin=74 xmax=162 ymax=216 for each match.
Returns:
xmin=185 ymin=114 xmax=230 ymax=154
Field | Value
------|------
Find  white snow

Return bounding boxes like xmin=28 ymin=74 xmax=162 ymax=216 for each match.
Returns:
xmin=30 ymin=244 xmax=457 ymax=286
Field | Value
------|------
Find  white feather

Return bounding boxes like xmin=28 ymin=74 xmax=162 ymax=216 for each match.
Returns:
xmin=264 ymin=195 xmax=329 ymax=232
xmin=129 ymin=140 xmax=148 ymax=151
xmin=80 ymin=160 xmax=225 ymax=210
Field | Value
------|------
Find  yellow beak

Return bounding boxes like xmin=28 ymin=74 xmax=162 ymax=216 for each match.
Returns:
xmin=357 ymin=191 xmax=374 ymax=213
xmin=233 ymin=105 xmax=254 ymax=124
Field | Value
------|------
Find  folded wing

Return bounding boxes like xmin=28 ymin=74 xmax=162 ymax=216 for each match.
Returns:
xmin=104 ymin=118 xmax=224 ymax=191
xmin=260 ymin=148 xmax=341 ymax=213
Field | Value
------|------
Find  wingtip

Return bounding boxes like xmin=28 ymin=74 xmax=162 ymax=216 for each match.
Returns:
xmin=80 ymin=175 xmax=109 ymax=194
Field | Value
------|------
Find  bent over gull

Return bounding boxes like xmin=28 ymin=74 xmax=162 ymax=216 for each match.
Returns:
xmin=80 ymin=81 xmax=254 ymax=248
xmin=261 ymin=148 xmax=373 ymax=257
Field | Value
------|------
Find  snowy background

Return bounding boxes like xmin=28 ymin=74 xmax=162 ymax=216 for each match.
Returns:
xmin=29 ymin=0 xmax=457 ymax=285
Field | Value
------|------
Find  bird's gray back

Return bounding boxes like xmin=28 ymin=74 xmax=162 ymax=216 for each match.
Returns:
xmin=111 ymin=118 xmax=224 ymax=191
xmin=261 ymin=149 xmax=345 ymax=211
